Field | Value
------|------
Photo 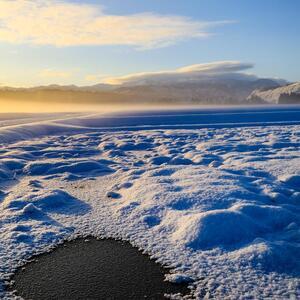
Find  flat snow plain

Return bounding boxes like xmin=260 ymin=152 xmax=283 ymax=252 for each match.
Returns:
xmin=0 ymin=106 xmax=300 ymax=299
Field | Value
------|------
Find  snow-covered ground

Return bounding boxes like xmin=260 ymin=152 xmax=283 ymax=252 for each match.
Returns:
xmin=1 ymin=106 xmax=300 ymax=299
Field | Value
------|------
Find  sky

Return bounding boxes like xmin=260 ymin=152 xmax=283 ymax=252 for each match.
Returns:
xmin=0 ymin=0 xmax=299 ymax=87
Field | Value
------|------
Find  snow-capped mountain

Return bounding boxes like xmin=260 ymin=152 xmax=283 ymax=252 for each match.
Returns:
xmin=247 ymin=82 xmax=300 ymax=104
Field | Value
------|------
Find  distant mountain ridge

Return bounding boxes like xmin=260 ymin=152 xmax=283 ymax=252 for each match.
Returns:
xmin=1 ymin=77 xmax=297 ymax=105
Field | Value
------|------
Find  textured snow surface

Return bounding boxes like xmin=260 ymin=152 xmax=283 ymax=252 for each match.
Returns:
xmin=0 ymin=109 xmax=300 ymax=299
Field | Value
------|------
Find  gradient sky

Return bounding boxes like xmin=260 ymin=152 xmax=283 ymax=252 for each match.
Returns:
xmin=0 ymin=0 xmax=299 ymax=87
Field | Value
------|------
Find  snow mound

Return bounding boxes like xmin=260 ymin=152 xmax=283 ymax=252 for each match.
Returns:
xmin=24 ymin=160 xmax=114 ymax=177
xmin=33 ymin=190 xmax=91 ymax=214
xmin=0 ymin=159 xmax=25 ymax=180
xmin=172 ymin=203 xmax=298 ymax=250
xmin=4 ymin=189 xmax=91 ymax=216
xmin=22 ymin=203 xmax=43 ymax=215
xmin=279 ymin=174 xmax=300 ymax=190
xmin=165 ymin=273 xmax=194 ymax=284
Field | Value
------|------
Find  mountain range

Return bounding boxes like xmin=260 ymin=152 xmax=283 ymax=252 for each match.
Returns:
xmin=1 ymin=76 xmax=299 ymax=105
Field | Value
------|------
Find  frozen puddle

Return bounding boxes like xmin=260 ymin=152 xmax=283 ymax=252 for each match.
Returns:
xmin=8 ymin=238 xmax=189 ymax=300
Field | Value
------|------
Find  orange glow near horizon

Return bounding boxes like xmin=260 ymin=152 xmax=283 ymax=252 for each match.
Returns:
xmin=0 ymin=99 xmax=121 ymax=113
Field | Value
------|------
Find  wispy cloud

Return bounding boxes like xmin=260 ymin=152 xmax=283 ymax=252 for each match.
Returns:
xmin=39 ymin=68 xmax=73 ymax=79
xmin=104 ymin=61 xmax=254 ymax=85
xmin=0 ymin=0 xmax=232 ymax=49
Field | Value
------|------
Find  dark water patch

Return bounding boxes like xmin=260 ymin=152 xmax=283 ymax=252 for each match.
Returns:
xmin=9 ymin=238 xmax=190 ymax=300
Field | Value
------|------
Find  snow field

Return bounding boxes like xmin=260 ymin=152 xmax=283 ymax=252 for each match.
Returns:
xmin=0 ymin=115 xmax=299 ymax=298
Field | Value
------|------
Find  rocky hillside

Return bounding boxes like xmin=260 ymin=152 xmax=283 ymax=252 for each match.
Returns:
xmin=247 ymin=82 xmax=300 ymax=104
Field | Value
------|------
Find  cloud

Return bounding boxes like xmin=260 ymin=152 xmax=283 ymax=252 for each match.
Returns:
xmin=0 ymin=0 xmax=231 ymax=49
xmin=104 ymin=61 xmax=255 ymax=85
xmin=39 ymin=68 xmax=73 ymax=79
xmin=85 ymin=74 xmax=107 ymax=83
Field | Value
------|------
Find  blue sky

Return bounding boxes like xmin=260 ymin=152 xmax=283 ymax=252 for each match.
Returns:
xmin=0 ymin=0 xmax=299 ymax=87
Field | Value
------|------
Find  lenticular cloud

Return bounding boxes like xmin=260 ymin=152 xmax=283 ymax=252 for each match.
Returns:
xmin=104 ymin=61 xmax=255 ymax=85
